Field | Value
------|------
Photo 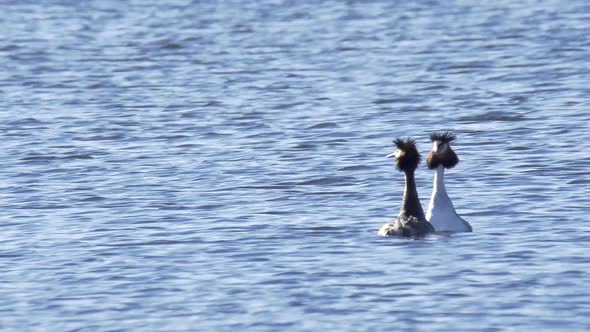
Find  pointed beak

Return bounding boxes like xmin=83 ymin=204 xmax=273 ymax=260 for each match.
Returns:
xmin=386 ymin=152 xmax=396 ymax=158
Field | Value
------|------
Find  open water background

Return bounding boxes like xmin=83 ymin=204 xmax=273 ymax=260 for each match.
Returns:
xmin=1 ymin=0 xmax=590 ymax=331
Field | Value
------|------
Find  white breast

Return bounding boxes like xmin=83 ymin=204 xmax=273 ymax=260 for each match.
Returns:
xmin=426 ymin=165 xmax=472 ymax=232
xmin=426 ymin=192 xmax=471 ymax=232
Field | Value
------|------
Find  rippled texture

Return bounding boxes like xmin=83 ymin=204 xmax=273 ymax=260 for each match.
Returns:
xmin=1 ymin=1 xmax=590 ymax=330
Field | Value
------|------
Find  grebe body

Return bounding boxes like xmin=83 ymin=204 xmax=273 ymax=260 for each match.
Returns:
xmin=379 ymin=138 xmax=435 ymax=237
xmin=426 ymin=132 xmax=472 ymax=233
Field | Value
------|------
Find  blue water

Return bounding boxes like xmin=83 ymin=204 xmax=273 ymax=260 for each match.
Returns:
xmin=1 ymin=1 xmax=590 ymax=331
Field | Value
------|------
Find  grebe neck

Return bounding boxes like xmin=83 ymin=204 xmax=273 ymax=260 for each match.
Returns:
xmin=400 ymin=170 xmax=425 ymax=220
xmin=427 ymin=164 xmax=455 ymax=215
xmin=433 ymin=165 xmax=446 ymax=194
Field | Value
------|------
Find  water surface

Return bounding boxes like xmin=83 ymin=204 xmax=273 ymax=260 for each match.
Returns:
xmin=1 ymin=1 xmax=590 ymax=331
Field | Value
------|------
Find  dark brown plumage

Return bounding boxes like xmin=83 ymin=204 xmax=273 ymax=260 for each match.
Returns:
xmin=393 ymin=138 xmax=422 ymax=173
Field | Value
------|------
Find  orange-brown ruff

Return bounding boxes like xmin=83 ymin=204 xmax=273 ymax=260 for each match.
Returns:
xmin=378 ymin=138 xmax=435 ymax=237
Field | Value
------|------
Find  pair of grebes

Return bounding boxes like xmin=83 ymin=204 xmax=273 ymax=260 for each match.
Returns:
xmin=379 ymin=131 xmax=472 ymax=237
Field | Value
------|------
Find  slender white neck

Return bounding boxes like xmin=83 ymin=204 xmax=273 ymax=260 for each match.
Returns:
xmin=433 ymin=165 xmax=446 ymax=194
xmin=427 ymin=165 xmax=451 ymax=220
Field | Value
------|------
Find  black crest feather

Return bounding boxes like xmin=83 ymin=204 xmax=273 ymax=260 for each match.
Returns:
xmin=429 ymin=131 xmax=456 ymax=143
xmin=393 ymin=137 xmax=416 ymax=150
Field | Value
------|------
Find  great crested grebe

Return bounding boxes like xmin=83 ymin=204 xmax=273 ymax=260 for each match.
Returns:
xmin=379 ymin=138 xmax=435 ymax=237
xmin=426 ymin=131 xmax=472 ymax=232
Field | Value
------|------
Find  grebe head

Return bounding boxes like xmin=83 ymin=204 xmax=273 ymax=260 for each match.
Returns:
xmin=387 ymin=137 xmax=421 ymax=172
xmin=427 ymin=131 xmax=459 ymax=169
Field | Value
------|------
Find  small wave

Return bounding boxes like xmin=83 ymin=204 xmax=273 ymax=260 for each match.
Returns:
xmin=338 ymin=165 xmax=374 ymax=171
xmin=80 ymin=196 xmax=106 ymax=202
xmin=296 ymin=176 xmax=356 ymax=186
xmin=458 ymin=111 xmax=529 ymax=122
xmin=445 ymin=61 xmax=493 ymax=69
xmin=307 ymin=122 xmax=338 ymax=129
xmin=197 ymin=204 xmax=225 ymax=210
xmin=568 ymin=179 xmax=590 ymax=184
xmin=6 ymin=118 xmax=45 ymax=126
xmin=20 ymin=155 xmax=58 ymax=162
xmin=161 ymin=42 xmax=182 ymax=49
xmin=63 ymin=154 xmax=94 ymax=160
xmin=507 ymin=146 xmax=530 ymax=151
xmin=291 ymin=143 xmax=316 ymax=150
xmin=372 ymin=97 xmax=416 ymax=105
xmin=274 ymin=101 xmax=305 ymax=110
xmin=0 ymin=44 xmax=19 ymax=51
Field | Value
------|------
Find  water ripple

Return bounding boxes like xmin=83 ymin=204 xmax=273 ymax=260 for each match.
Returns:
xmin=1 ymin=1 xmax=590 ymax=331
